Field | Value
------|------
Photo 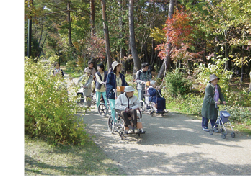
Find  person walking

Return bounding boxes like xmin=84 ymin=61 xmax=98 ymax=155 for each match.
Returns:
xmin=136 ymin=63 xmax=152 ymax=106
xmin=95 ymin=63 xmax=108 ymax=109
xmin=106 ymin=61 xmax=127 ymax=122
xmin=201 ymin=74 xmax=226 ymax=133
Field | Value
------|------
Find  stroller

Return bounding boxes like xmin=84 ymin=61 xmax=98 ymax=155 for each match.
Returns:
xmin=215 ymin=104 xmax=235 ymax=139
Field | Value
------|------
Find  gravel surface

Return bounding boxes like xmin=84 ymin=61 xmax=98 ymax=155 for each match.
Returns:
xmin=66 ymin=75 xmax=251 ymax=175
xmin=79 ymin=109 xmax=251 ymax=175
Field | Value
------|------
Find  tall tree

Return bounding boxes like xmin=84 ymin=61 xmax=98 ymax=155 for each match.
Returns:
xmin=101 ymin=0 xmax=112 ymax=69
xmin=67 ymin=1 xmax=73 ymax=46
xmin=90 ymin=0 xmax=95 ymax=35
xmin=129 ymin=0 xmax=140 ymax=74
xmin=157 ymin=0 xmax=174 ymax=78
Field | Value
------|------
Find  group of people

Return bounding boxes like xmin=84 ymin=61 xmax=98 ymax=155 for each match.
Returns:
xmin=53 ymin=59 xmax=226 ymax=134
xmin=76 ymin=60 xmax=166 ymax=134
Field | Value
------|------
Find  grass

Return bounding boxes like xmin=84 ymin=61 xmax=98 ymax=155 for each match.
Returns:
xmin=165 ymin=96 xmax=251 ymax=135
xmin=25 ymin=136 xmax=125 ymax=175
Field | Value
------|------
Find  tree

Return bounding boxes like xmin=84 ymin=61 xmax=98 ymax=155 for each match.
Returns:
xmin=129 ymin=0 xmax=141 ymax=74
xmin=157 ymin=0 xmax=174 ymax=78
xmin=101 ymin=0 xmax=112 ymax=70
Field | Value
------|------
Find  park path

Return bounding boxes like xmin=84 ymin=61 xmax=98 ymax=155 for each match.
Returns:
xmin=79 ymin=108 xmax=251 ymax=175
xmin=65 ymin=74 xmax=251 ymax=175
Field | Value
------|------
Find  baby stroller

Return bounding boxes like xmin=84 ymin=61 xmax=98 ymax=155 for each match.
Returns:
xmin=215 ymin=105 xmax=235 ymax=139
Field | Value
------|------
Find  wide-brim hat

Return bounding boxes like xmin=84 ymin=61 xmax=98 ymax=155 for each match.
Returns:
xmin=209 ymin=74 xmax=220 ymax=82
xmin=124 ymin=86 xmax=135 ymax=92
xmin=112 ymin=61 xmax=122 ymax=70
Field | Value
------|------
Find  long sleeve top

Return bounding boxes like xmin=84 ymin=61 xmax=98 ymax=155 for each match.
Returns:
xmin=115 ymin=93 xmax=140 ymax=111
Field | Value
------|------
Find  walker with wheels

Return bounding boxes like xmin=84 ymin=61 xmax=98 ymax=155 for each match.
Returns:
xmin=215 ymin=104 xmax=235 ymax=139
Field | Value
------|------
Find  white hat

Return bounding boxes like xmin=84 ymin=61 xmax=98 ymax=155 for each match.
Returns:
xmin=209 ymin=74 xmax=220 ymax=82
xmin=112 ymin=61 xmax=122 ymax=70
xmin=150 ymin=81 xmax=156 ymax=86
xmin=124 ymin=86 xmax=135 ymax=92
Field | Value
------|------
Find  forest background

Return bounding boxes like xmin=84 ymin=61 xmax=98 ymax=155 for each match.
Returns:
xmin=23 ymin=0 xmax=251 ymax=148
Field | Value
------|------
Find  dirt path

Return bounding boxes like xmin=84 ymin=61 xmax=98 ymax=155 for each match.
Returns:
xmin=79 ymin=109 xmax=251 ymax=175
xmin=64 ymin=74 xmax=251 ymax=175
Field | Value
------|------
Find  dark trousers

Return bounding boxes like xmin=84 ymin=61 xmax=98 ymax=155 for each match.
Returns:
xmin=122 ymin=109 xmax=137 ymax=127
xmin=202 ymin=117 xmax=216 ymax=128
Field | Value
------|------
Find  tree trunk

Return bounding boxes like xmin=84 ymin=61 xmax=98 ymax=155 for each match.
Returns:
xmin=119 ymin=0 xmax=125 ymax=63
xmin=90 ymin=0 xmax=95 ymax=35
xmin=101 ymin=0 xmax=112 ymax=70
xmin=67 ymin=1 xmax=72 ymax=46
xmin=129 ymin=0 xmax=141 ymax=75
xmin=27 ymin=0 xmax=33 ymax=58
xmin=157 ymin=0 xmax=174 ymax=79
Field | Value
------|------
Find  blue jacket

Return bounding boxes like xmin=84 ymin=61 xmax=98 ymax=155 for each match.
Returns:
xmin=148 ymin=87 xmax=162 ymax=103
xmin=106 ymin=72 xmax=127 ymax=99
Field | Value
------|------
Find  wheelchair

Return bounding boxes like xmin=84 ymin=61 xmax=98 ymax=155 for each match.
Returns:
xmin=140 ymin=87 xmax=168 ymax=117
xmin=107 ymin=108 xmax=145 ymax=140
xmin=98 ymin=96 xmax=109 ymax=117
xmin=76 ymin=86 xmax=95 ymax=107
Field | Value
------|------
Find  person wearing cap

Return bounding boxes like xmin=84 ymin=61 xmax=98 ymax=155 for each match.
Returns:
xmin=115 ymin=86 xmax=143 ymax=134
xmin=201 ymin=74 xmax=226 ymax=132
xmin=95 ymin=63 xmax=108 ymax=109
xmin=136 ymin=63 xmax=152 ymax=105
xmin=148 ymin=81 xmax=166 ymax=114
xmin=106 ymin=61 xmax=127 ymax=121
xmin=77 ymin=67 xmax=93 ymax=107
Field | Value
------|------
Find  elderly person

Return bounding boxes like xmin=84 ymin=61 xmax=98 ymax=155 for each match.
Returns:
xmin=106 ymin=61 xmax=127 ymax=122
xmin=148 ymin=81 xmax=166 ymax=114
xmin=77 ymin=67 xmax=93 ymax=107
xmin=201 ymin=74 xmax=226 ymax=132
xmin=136 ymin=63 xmax=152 ymax=105
xmin=115 ymin=86 xmax=143 ymax=134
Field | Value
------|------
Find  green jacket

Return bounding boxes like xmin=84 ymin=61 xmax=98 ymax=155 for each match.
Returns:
xmin=201 ymin=83 xmax=225 ymax=120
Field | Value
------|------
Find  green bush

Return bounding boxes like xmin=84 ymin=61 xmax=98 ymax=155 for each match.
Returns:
xmin=164 ymin=68 xmax=192 ymax=97
xmin=194 ymin=58 xmax=233 ymax=95
xmin=25 ymin=58 xmax=88 ymax=145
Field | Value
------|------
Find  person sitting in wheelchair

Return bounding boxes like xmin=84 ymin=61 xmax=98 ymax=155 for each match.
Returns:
xmin=115 ymin=86 xmax=144 ymax=134
xmin=148 ymin=81 xmax=166 ymax=114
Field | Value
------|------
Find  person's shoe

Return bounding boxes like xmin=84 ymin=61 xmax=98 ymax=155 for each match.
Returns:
xmin=203 ymin=127 xmax=210 ymax=132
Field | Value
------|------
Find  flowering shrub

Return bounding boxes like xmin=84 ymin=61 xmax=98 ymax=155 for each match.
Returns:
xmin=25 ymin=58 xmax=88 ymax=145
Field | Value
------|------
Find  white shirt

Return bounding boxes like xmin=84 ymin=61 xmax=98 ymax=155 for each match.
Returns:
xmin=115 ymin=92 xmax=140 ymax=111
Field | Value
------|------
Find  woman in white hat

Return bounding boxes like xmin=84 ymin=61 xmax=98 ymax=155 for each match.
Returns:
xmin=106 ymin=61 xmax=127 ymax=121
xmin=201 ymin=74 xmax=226 ymax=133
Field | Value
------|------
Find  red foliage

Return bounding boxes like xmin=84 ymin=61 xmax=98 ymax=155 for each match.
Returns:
xmin=156 ymin=9 xmax=202 ymax=62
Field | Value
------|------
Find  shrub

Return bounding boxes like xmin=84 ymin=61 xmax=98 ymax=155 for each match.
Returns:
xmin=164 ymin=68 xmax=192 ymax=97
xmin=25 ymin=58 xmax=88 ymax=145
xmin=194 ymin=57 xmax=233 ymax=95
